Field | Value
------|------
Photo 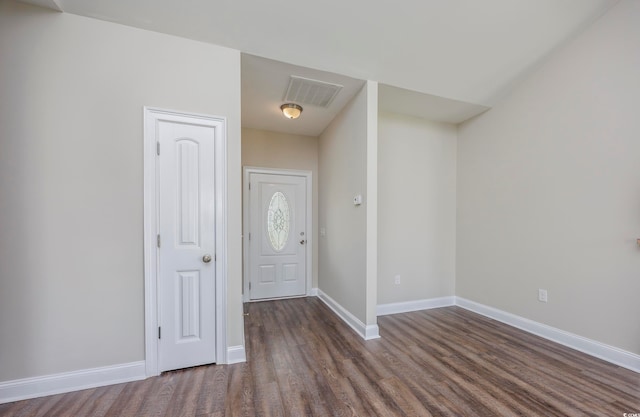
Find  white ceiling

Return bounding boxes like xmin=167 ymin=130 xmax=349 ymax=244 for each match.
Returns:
xmin=22 ymin=0 xmax=619 ymax=134
xmin=378 ymin=85 xmax=490 ymax=125
xmin=242 ymin=55 xmax=365 ymax=137
xmin=21 ymin=0 xmax=61 ymax=11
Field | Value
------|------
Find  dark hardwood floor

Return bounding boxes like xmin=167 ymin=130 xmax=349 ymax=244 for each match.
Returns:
xmin=1 ymin=297 xmax=639 ymax=416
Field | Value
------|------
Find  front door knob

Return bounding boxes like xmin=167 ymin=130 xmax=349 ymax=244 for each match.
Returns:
xmin=202 ymin=254 xmax=212 ymax=263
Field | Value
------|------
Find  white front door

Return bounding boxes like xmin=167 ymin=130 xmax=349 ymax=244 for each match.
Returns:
xmin=248 ymin=173 xmax=307 ymax=300
xmin=157 ymin=117 xmax=217 ymax=372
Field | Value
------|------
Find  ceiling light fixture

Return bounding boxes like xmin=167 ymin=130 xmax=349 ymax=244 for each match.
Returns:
xmin=280 ymin=103 xmax=303 ymax=119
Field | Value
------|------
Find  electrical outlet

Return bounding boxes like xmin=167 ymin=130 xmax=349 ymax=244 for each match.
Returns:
xmin=394 ymin=275 xmax=401 ymax=285
xmin=538 ymin=289 xmax=548 ymax=302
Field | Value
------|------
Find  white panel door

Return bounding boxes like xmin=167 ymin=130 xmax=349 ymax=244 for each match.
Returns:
xmin=248 ymin=173 xmax=306 ymax=300
xmin=158 ymin=119 xmax=216 ymax=372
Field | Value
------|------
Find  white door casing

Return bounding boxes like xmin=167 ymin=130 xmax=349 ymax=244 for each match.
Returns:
xmin=144 ymin=108 xmax=228 ymax=376
xmin=243 ymin=168 xmax=312 ymax=301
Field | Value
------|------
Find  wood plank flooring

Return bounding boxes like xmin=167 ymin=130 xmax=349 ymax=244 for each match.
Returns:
xmin=1 ymin=297 xmax=638 ymax=416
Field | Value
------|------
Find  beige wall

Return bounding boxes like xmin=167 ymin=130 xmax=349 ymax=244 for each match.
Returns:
xmin=241 ymin=128 xmax=319 ymax=288
xmin=457 ymin=0 xmax=640 ymax=354
xmin=0 ymin=0 xmax=243 ymax=382
xmin=318 ymin=85 xmax=369 ymax=323
xmin=378 ymin=112 xmax=457 ymax=305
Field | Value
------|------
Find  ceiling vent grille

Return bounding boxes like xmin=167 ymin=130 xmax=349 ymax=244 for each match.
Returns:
xmin=284 ymin=76 xmax=343 ymax=108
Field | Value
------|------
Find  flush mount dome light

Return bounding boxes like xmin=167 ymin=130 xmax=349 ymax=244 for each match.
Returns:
xmin=280 ymin=103 xmax=303 ymax=119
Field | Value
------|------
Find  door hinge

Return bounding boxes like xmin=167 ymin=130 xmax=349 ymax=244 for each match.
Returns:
xmin=248 ymin=232 xmax=251 ymax=241
xmin=248 ymin=182 xmax=251 ymax=190
xmin=249 ymin=282 xmax=251 ymax=290
xmin=157 ymin=234 xmax=161 ymax=248
xmin=158 ymin=326 xmax=161 ymax=339
xmin=156 ymin=142 xmax=160 ymax=155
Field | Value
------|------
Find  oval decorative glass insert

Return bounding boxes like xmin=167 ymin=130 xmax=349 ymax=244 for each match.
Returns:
xmin=267 ymin=191 xmax=290 ymax=252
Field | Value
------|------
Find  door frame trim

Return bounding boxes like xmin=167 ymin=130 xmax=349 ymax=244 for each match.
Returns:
xmin=243 ymin=167 xmax=313 ymax=302
xmin=143 ymin=107 xmax=228 ymax=376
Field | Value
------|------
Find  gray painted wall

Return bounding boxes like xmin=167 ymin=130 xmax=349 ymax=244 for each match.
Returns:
xmin=378 ymin=113 xmax=457 ymax=305
xmin=0 ymin=0 xmax=243 ymax=381
xmin=457 ymin=0 xmax=640 ymax=355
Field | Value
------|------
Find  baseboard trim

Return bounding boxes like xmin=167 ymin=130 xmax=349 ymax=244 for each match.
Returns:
xmin=455 ymin=297 xmax=640 ymax=373
xmin=308 ymin=287 xmax=319 ymax=297
xmin=226 ymin=345 xmax=246 ymax=364
xmin=0 ymin=361 xmax=146 ymax=405
xmin=364 ymin=323 xmax=380 ymax=339
xmin=377 ymin=296 xmax=456 ymax=316
xmin=316 ymin=289 xmax=380 ymax=340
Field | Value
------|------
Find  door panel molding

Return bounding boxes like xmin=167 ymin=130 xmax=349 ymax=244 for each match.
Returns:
xmin=144 ymin=107 xmax=228 ymax=376
xmin=243 ymin=167 xmax=313 ymax=302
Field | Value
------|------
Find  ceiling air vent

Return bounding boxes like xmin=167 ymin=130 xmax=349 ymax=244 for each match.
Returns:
xmin=284 ymin=76 xmax=343 ymax=108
